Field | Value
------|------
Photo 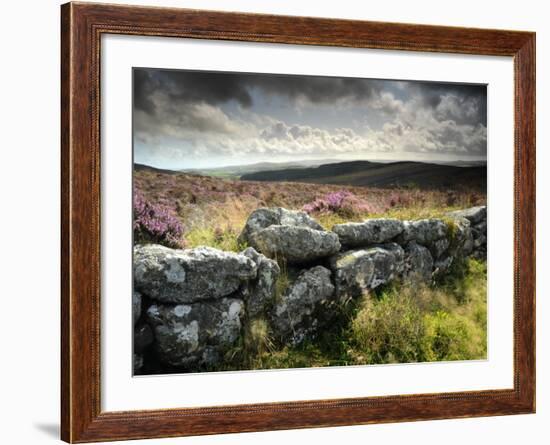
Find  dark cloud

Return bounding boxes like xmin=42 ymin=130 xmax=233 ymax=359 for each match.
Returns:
xmin=134 ymin=68 xmax=388 ymax=113
xmin=415 ymin=82 xmax=486 ymax=107
xmin=133 ymin=69 xmax=158 ymax=115
xmin=134 ymin=69 xmax=254 ymax=114
xmin=250 ymin=75 xmax=382 ymax=104
xmin=408 ymin=81 xmax=487 ymax=126
xmin=135 ymin=68 xmax=486 ymax=125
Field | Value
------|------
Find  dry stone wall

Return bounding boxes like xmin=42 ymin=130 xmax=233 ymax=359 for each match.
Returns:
xmin=133 ymin=206 xmax=487 ymax=374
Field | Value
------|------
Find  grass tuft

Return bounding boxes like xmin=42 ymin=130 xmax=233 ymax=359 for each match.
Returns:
xmin=218 ymin=258 xmax=487 ymax=371
xmin=350 ymin=291 xmax=427 ymax=364
xmin=348 ymin=258 xmax=487 ymax=364
xmin=185 ymin=226 xmax=246 ymax=252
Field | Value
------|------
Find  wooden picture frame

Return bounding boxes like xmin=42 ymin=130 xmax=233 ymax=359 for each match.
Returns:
xmin=61 ymin=2 xmax=535 ymax=442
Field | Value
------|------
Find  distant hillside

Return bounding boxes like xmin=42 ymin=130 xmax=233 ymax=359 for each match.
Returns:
xmin=180 ymin=159 xmax=338 ymax=178
xmin=240 ymin=160 xmax=486 ymax=190
xmin=134 ymin=163 xmax=180 ymax=174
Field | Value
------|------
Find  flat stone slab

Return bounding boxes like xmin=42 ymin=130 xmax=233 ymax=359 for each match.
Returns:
xmin=332 ymin=218 xmax=404 ymax=247
xmin=250 ymin=225 xmax=341 ymax=264
xmin=399 ymin=219 xmax=448 ymax=245
xmin=134 ymin=244 xmax=257 ymax=303
xmin=238 ymin=207 xmax=323 ymax=246
xmin=446 ymin=206 xmax=487 ymax=225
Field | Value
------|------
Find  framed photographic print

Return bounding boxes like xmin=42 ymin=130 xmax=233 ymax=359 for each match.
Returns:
xmin=61 ymin=2 xmax=535 ymax=442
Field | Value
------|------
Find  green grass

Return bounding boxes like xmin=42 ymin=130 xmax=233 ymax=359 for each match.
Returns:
xmin=185 ymin=227 xmax=246 ymax=252
xmin=351 ymin=258 xmax=487 ymax=364
xmin=184 ymin=205 xmax=464 ymax=251
xmin=313 ymin=204 xmax=478 ymax=234
xmin=350 ymin=291 xmax=426 ymax=364
xmin=274 ymin=260 xmax=291 ymax=303
xmin=367 ymin=204 xmax=468 ymax=221
xmin=315 ymin=204 xmax=472 ymax=232
xmin=182 ymin=201 xmax=467 ymax=257
xmin=317 ymin=212 xmax=363 ymax=230
xmin=207 ymin=258 xmax=486 ymax=371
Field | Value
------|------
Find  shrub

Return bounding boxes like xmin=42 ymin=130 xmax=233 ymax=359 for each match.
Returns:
xmin=242 ymin=318 xmax=275 ymax=367
xmin=302 ymin=190 xmax=378 ymax=217
xmin=423 ymin=311 xmax=486 ymax=361
xmin=185 ymin=226 xmax=244 ymax=252
xmin=222 ymin=317 xmax=276 ymax=371
xmin=350 ymin=291 xmax=427 ymax=364
xmin=350 ymin=258 xmax=487 ymax=365
xmin=133 ymin=190 xmax=185 ymax=248
xmin=436 ymin=257 xmax=487 ymax=305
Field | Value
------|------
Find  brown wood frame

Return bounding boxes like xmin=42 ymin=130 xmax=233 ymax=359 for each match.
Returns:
xmin=61 ymin=1 xmax=536 ymax=442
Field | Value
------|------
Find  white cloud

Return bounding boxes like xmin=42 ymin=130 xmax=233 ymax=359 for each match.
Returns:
xmin=134 ymin=80 xmax=486 ymax=167
xmin=361 ymin=90 xmax=487 ymax=155
xmin=370 ymin=92 xmax=406 ymax=115
xmin=435 ymin=94 xmax=482 ymax=124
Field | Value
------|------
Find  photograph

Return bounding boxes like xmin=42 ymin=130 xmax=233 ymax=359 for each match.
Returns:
xmin=51 ymin=1 xmax=538 ymax=441
xmin=132 ymin=68 xmax=488 ymax=375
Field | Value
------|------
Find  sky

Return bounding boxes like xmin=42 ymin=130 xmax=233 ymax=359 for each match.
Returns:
xmin=133 ymin=68 xmax=487 ymax=170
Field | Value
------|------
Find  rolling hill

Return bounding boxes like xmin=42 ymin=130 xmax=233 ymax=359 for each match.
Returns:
xmin=179 ymin=159 xmax=340 ymax=178
xmin=240 ymin=160 xmax=486 ymax=190
xmin=134 ymin=163 xmax=180 ymax=174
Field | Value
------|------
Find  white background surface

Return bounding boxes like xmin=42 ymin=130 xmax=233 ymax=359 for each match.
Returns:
xmin=102 ymin=35 xmax=514 ymax=411
xmin=0 ymin=0 xmax=546 ymax=444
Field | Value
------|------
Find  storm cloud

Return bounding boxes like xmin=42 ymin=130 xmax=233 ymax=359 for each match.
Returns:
xmin=133 ymin=68 xmax=487 ymax=169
